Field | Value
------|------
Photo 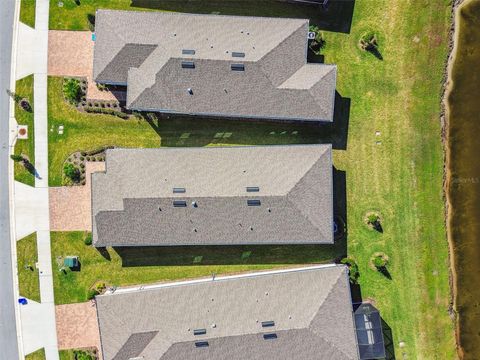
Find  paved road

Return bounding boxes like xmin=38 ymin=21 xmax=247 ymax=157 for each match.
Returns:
xmin=0 ymin=0 xmax=20 ymax=359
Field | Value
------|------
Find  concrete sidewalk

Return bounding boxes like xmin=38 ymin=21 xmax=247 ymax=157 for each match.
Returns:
xmin=16 ymin=0 xmax=59 ymax=359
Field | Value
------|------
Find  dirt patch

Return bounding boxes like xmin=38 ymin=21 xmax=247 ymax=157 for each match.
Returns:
xmin=49 ymin=162 xmax=105 ymax=231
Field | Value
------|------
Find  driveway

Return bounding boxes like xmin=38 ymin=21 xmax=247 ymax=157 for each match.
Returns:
xmin=55 ymin=301 xmax=101 ymax=357
xmin=49 ymin=162 xmax=105 ymax=231
xmin=48 ymin=31 xmax=125 ymax=101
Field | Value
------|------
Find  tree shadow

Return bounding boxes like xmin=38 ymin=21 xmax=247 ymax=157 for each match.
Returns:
xmin=130 ymin=0 xmax=356 ymax=33
xmin=367 ymin=47 xmax=383 ymax=60
xmin=378 ymin=266 xmax=392 ymax=280
xmin=23 ymin=160 xmax=41 ymax=180
xmin=373 ymin=221 xmax=383 ymax=233
xmin=145 ymin=91 xmax=349 ymax=150
xmin=96 ymin=247 xmax=111 ymax=261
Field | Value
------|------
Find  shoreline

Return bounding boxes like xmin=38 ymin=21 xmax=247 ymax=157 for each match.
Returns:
xmin=440 ymin=0 xmax=468 ymax=358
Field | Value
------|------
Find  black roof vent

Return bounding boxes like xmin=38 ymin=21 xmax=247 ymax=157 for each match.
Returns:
xmin=231 ymin=63 xmax=245 ymax=71
xmin=193 ymin=328 xmax=207 ymax=335
xmin=247 ymin=199 xmax=261 ymax=206
xmin=173 ymin=200 xmax=187 ymax=207
xmin=173 ymin=187 xmax=186 ymax=193
xmin=232 ymin=52 xmax=245 ymax=58
xmin=182 ymin=49 xmax=196 ymax=55
xmin=181 ymin=61 xmax=195 ymax=69
xmin=195 ymin=341 xmax=209 ymax=348
xmin=261 ymin=321 xmax=275 ymax=327
xmin=263 ymin=333 xmax=277 ymax=340
xmin=246 ymin=186 xmax=259 ymax=192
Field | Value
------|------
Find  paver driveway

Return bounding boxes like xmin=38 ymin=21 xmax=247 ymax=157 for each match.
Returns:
xmin=49 ymin=162 xmax=105 ymax=231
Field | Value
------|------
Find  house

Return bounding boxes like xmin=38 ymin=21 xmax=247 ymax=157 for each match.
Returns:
xmin=93 ymin=10 xmax=337 ymax=123
xmin=95 ymin=265 xmax=361 ymax=360
xmin=90 ymin=145 xmax=333 ymax=247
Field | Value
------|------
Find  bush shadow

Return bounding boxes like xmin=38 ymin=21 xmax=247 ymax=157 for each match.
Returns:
xmin=130 ymin=0 xmax=356 ymax=33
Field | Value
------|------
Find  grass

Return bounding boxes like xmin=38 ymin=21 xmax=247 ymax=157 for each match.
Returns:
xmin=17 ymin=233 xmax=40 ymax=302
xmin=51 ymin=231 xmax=341 ymax=305
xmin=58 ymin=350 xmax=74 ymax=360
xmin=25 ymin=348 xmax=45 ymax=360
xmin=45 ymin=0 xmax=456 ymax=358
xmin=14 ymin=75 xmax=35 ymax=186
xmin=47 ymin=0 xmax=354 ymax=32
xmin=20 ymin=0 xmax=36 ymax=28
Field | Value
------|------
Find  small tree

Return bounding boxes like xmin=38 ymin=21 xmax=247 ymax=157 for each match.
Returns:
xmin=10 ymin=154 xmax=24 ymax=162
xmin=6 ymin=89 xmax=22 ymax=103
xmin=360 ymin=31 xmax=383 ymax=60
xmin=64 ymin=163 xmax=80 ymax=182
xmin=367 ymin=213 xmax=379 ymax=225
xmin=373 ymin=255 xmax=388 ymax=269
xmin=63 ymin=78 xmax=82 ymax=105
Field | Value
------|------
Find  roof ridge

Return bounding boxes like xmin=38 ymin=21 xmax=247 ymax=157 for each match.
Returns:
xmin=306 ymin=66 xmax=336 ymax=118
xmin=286 ymin=148 xmax=331 ymax=238
xmin=308 ymin=270 xmax=357 ymax=360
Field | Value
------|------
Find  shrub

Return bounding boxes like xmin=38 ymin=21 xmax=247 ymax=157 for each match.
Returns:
xmin=84 ymin=234 xmax=92 ymax=246
xmin=10 ymin=154 xmax=24 ymax=162
xmin=19 ymin=99 xmax=32 ymax=112
xmin=63 ymin=163 xmax=80 ymax=182
xmin=87 ymin=13 xmax=96 ymax=32
xmin=308 ymin=25 xmax=326 ymax=54
xmin=373 ymin=256 xmax=387 ymax=268
xmin=341 ymin=257 xmax=360 ymax=284
xmin=87 ymin=288 xmax=99 ymax=300
xmin=367 ymin=213 xmax=379 ymax=225
xmin=83 ymin=106 xmax=129 ymax=119
xmin=63 ymin=78 xmax=82 ymax=105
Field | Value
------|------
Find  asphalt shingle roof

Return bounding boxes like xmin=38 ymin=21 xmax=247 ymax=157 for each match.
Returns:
xmin=93 ymin=10 xmax=336 ymax=121
xmin=95 ymin=265 xmax=359 ymax=360
xmin=91 ymin=145 xmax=333 ymax=247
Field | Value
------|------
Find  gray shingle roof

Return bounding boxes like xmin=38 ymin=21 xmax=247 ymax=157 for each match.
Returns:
xmin=91 ymin=145 xmax=333 ymax=247
xmin=93 ymin=10 xmax=336 ymax=122
xmin=95 ymin=265 xmax=359 ymax=360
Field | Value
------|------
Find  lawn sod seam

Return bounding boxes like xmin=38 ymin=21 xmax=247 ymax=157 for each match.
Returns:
xmin=46 ymin=0 xmax=455 ymax=358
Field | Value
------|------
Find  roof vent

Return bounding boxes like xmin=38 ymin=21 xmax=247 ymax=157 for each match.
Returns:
xmin=232 ymin=52 xmax=245 ymax=58
xmin=181 ymin=61 xmax=195 ymax=69
xmin=182 ymin=49 xmax=196 ymax=55
xmin=192 ymin=201 xmax=198 ymax=208
xmin=247 ymin=199 xmax=261 ymax=206
xmin=194 ymin=328 xmax=207 ymax=335
xmin=187 ymin=88 xmax=193 ymax=95
xmin=231 ymin=63 xmax=245 ymax=71
xmin=246 ymin=186 xmax=259 ymax=192
xmin=261 ymin=321 xmax=275 ymax=327
xmin=263 ymin=333 xmax=277 ymax=340
xmin=173 ymin=200 xmax=187 ymax=207
xmin=195 ymin=341 xmax=209 ymax=348
xmin=173 ymin=187 xmax=186 ymax=193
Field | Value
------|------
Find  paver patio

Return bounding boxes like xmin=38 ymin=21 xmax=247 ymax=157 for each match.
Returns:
xmin=55 ymin=301 xmax=101 ymax=357
xmin=48 ymin=30 xmax=125 ymax=101
xmin=49 ymin=162 xmax=105 ymax=231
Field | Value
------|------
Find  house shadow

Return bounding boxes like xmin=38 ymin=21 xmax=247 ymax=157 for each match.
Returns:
xmin=112 ymin=164 xmax=346 ymax=267
xmin=145 ymin=91 xmax=349 ymax=150
xmin=130 ymin=0 xmax=356 ymax=33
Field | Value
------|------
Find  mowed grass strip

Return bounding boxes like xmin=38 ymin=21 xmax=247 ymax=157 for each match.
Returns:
xmin=14 ymin=75 xmax=35 ymax=186
xmin=17 ymin=233 xmax=40 ymax=302
xmin=20 ymin=0 xmax=36 ymax=28
xmin=51 ymin=231 xmax=340 ymax=305
xmin=25 ymin=348 xmax=45 ymax=360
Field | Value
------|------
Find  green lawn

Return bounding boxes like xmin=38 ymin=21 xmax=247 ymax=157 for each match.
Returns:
xmin=45 ymin=0 xmax=455 ymax=358
xmin=14 ymin=75 xmax=35 ymax=186
xmin=20 ymin=0 xmax=36 ymax=28
xmin=17 ymin=233 xmax=40 ymax=302
xmin=51 ymin=231 xmax=341 ymax=304
xmin=26 ymin=348 xmax=45 ymax=360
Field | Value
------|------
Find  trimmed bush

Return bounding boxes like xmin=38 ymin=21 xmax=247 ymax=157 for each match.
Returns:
xmin=83 ymin=106 xmax=129 ymax=119
xmin=63 ymin=78 xmax=82 ymax=105
xmin=63 ymin=163 xmax=80 ymax=182
xmin=341 ymin=257 xmax=360 ymax=284
xmin=84 ymin=234 xmax=92 ymax=246
xmin=87 ymin=288 xmax=99 ymax=300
